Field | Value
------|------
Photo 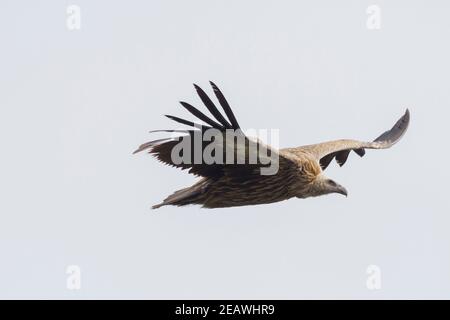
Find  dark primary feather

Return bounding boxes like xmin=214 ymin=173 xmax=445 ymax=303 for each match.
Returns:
xmin=179 ymin=101 xmax=224 ymax=129
xmin=166 ymin=82 xmax=241 ymax=132
xmin=148 ymin=129 xmax=189 ymax=134
xmin=209 ymin=81 xmax=241 ymax=129
xmin=164 ymin=114 xmax=208 ymax=129
xmin=194 ymin=84 xmax=232 ymax=128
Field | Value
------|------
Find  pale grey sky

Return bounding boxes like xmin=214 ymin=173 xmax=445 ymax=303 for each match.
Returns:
xmin=0 ymin=0 xmax=449 ymax=299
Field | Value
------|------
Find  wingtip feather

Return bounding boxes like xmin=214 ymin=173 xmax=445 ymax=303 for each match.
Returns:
xmin=373 ymin=108 xmax=410 ymax=145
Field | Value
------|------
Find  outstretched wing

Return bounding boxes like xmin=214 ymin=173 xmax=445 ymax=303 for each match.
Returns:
xmin=301 ymin=109 xmax=410 ymax=170
xmin=134 ymin=81 xmax=291 ymax=177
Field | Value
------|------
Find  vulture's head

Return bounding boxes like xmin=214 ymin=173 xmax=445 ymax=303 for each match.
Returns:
xmin=301 ymin=175 xmax=348 ymax=198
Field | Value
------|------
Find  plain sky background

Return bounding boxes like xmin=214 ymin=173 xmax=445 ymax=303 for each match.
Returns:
xmin=0 ymin=0 xmax=449 ymax=299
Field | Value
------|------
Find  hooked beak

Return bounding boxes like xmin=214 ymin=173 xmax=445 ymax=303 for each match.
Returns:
xmin=336 ymin=184 xmax=348 ymax=197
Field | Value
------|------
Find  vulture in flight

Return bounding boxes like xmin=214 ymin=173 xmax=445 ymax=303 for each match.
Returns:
xmin=134 ymin=82 xmax=410 ymax=209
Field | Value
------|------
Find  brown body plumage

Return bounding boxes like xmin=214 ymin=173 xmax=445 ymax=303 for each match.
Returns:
xmin=134 ymin=82 xmax=410 ymax=209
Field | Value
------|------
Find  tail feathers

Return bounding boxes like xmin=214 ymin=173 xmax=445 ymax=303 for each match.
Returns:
xmin=152 ymin=179 xmax=210 ymax=209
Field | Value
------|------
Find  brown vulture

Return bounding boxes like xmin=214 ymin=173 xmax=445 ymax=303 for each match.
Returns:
xmin=134 ymin=82 xmax=410 ymax=209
